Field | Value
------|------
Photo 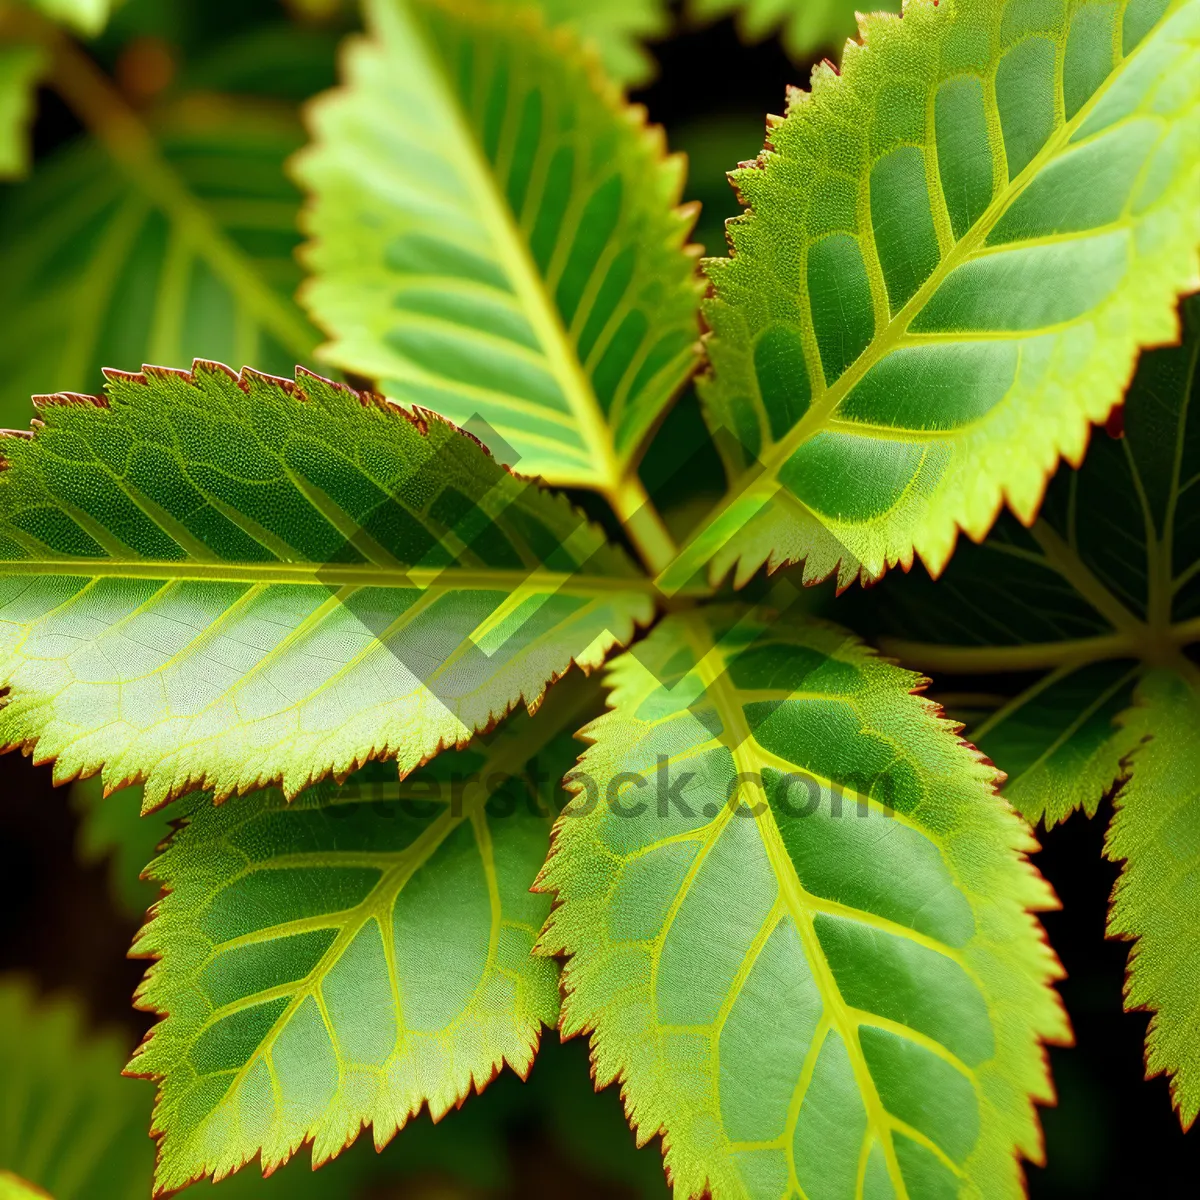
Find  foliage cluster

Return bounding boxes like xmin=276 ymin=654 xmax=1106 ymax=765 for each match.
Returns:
xmin=0 ymin=0 xmax=1197 ymax=1197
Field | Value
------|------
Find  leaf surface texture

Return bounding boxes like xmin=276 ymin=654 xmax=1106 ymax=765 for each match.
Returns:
xmin=538 ymin=606 xmax=1067 ymax=1199
xmin=295 ymin=0 xmax=701 ymax=494
xmin=132 ymin=708 xmax=577 ymax=1191
xmin=670 ymin=0 xmax=1200 ymax=591
xmin=0 ymin=364 xmax=653 ymax=805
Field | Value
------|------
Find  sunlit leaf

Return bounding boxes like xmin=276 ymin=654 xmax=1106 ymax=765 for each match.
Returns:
xmin=131 ymin=698 xmax=584 ymax=1192
xmin=860 ymin=295 xmax=1200 ymax=1128
xmin=0 ymin=100 xmax=320 ymax=427
xmin=295 ymin=0 xmax=702 ymax=499
xmin=867 ymin=295 xmax=1200 ymax=829
xmin=0 ymin=1174 xmax=51 ymax=1200
xmin=538 ymin=604 xmax=1067 ymax=1199
xmin=25 ymin=0 xmax=113 ymax=37
xmin=663 ymin=0 xmax=1200 ymax=593
xmin=0 ymin=363 xmax=654 ymax=807
xmin=1106 ymin=669 xmax=1200 ymax=1132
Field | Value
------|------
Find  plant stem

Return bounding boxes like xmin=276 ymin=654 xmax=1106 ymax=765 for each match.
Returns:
xmin=879 ymin=631 xmax=1145 ymax=674
xmin=609 ymin=472 xmax=678 ymax=580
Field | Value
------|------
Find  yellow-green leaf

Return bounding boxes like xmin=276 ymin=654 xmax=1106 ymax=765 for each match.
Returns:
xmin=1106 ymin=669 xmax=1200 ymax=1131
xmin=537 ymin=605 xmax=1068 ymax=1199
xmin=294 ymin=0 xmax=702 ymax=500
xmin=664 ymin=0 xmax=1200 ymax=593
xmin=0 ymin=364 xmax=654 ymax=807
xmin=131 ymin=698 xmax=586 ymax=1192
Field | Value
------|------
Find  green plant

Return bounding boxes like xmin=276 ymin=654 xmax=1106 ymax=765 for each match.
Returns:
xmin=0 ymin=0 xmax=1197 ymax=1197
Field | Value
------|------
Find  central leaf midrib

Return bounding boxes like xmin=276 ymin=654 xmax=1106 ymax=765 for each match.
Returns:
xmin=0 ymin=558 xmax=655 ymax=595
xmin=406 ymin=0 xmax=621 ymax=493
xmin=714 ymin=0 xmax=1176 ymax=521
xmin=180 ymin=713 xmax=562 ymax=1153
xmin=684 ymin=620 xmax=910 ymax=1198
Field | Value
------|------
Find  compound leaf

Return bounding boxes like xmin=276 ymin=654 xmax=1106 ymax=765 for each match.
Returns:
xmin=295 ymin=0 xmax=702 ymax=497
xmin=664 ymin=0 xmax=1200 ymax=593
xmin=537 ymin=605 xmax=1067 ymax=1199
xmin=0 ymin=44 xmax=45 ymax=180
xmin=0 ymin=100 xmax=320 ymax=427
xmin=0 ymin=979 xmax=154 ymax=1199
xmin=0 ymin=363 xmax=654 ymax=807
xmin=131 ymin=700 xmax=582 ymax=1193
xmin=867 ymin=294 xmax=1200 ymax=829
xmin=1106 ymin=670 xmax=1200 ymax=1131
xmin=687 ymin=0 xmax=897 ymax=60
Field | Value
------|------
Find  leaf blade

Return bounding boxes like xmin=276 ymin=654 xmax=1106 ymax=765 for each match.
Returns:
xmin=865 ymin=294 xmax=1200 ymax=828
xmin=672 ymin=0 xmax=1200 ymax=592
xmin=537 ymin=605 xmax=1067 ymax=1199
xmin=0 ymin=101 xmax=320 ymax=428
xmin=130 ymin=702 xmax=583 ymax=1192
xmin=0 ymin=363 xmax=654 ymax=806
xmin=294 ymin=0 xmax=702 ymax=494
xmin=1106 ymin=669 xmax=1200 ymax=1131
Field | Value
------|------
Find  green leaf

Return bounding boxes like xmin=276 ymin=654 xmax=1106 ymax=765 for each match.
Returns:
xmin=537 ymin=605 xmax=1067 ymax=1199
xmin=487 ymin=0 xmax=670 ymax=87
xmin=24 ymin=0 xmax=113 ymax=36
xmin=1106 ymin=669 xmax=1200 ymax=1131
xmin=663 ymin=0 xmax=1200 ymax=594
xmin=866 ymin=294 xmax=1200 ymax=829
xmin=0 ymin=976 xmax=538 ymax=1198
xmin=0 ymin=363 xmax=654 ymax=807
xmin=0 ymin=979 xmax=154 ymax=1199
xmin=687 ymin=0 xmax=897 ymax=60
xmin=0 ymin=100 xmax=320 ymax=427
xmin=130 ymin=694 xmax=584 ymax=1192
xmin=294 ymin=0 xmax=702 ymax=499
xmin=0 ymin=1175 xmax=51 ymax=1200
xmin=0 ymin=44 xmax=45 ymax=180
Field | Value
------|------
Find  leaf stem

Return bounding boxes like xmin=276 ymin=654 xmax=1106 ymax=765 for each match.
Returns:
xmin=609 ymin=471 xmax=679 ymax=579
xmin=883 ymin=615 xmax=1200 ymax=676
xmin=38 ymin=23 xmax=317 ymax=362
xmin=879 ymin=631 xmax=1145 ymax=674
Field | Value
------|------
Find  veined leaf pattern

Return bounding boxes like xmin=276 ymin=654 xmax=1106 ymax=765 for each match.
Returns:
xmin=537 ymin=606 xmax=1067 ymax=1199
xmin=1106 ymin=670 xmax=1200 ymax=1131
xmin=870 ymin=295 xmax=1200 ymax=828
xmin=131 ymin=700 xmax=584 ymax=1192
xmin=0 ymin=101 xmax=319 ymax=427
xmin=0 ymin=363 xmax=654 ymax=806
xmin=863 ymin=296 xmax=1200 ymax=1128
xmin=295 ymin=0 xmax=702 ymax=499
xmin=663 ymin=0 xmax=1200 ymax=593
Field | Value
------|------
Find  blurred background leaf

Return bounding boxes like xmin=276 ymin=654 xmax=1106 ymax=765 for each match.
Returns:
xmin=0 ymin=973 xmax=668 ymax=1198
xmin=0 ymin=42 xmax=45 ymax=177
